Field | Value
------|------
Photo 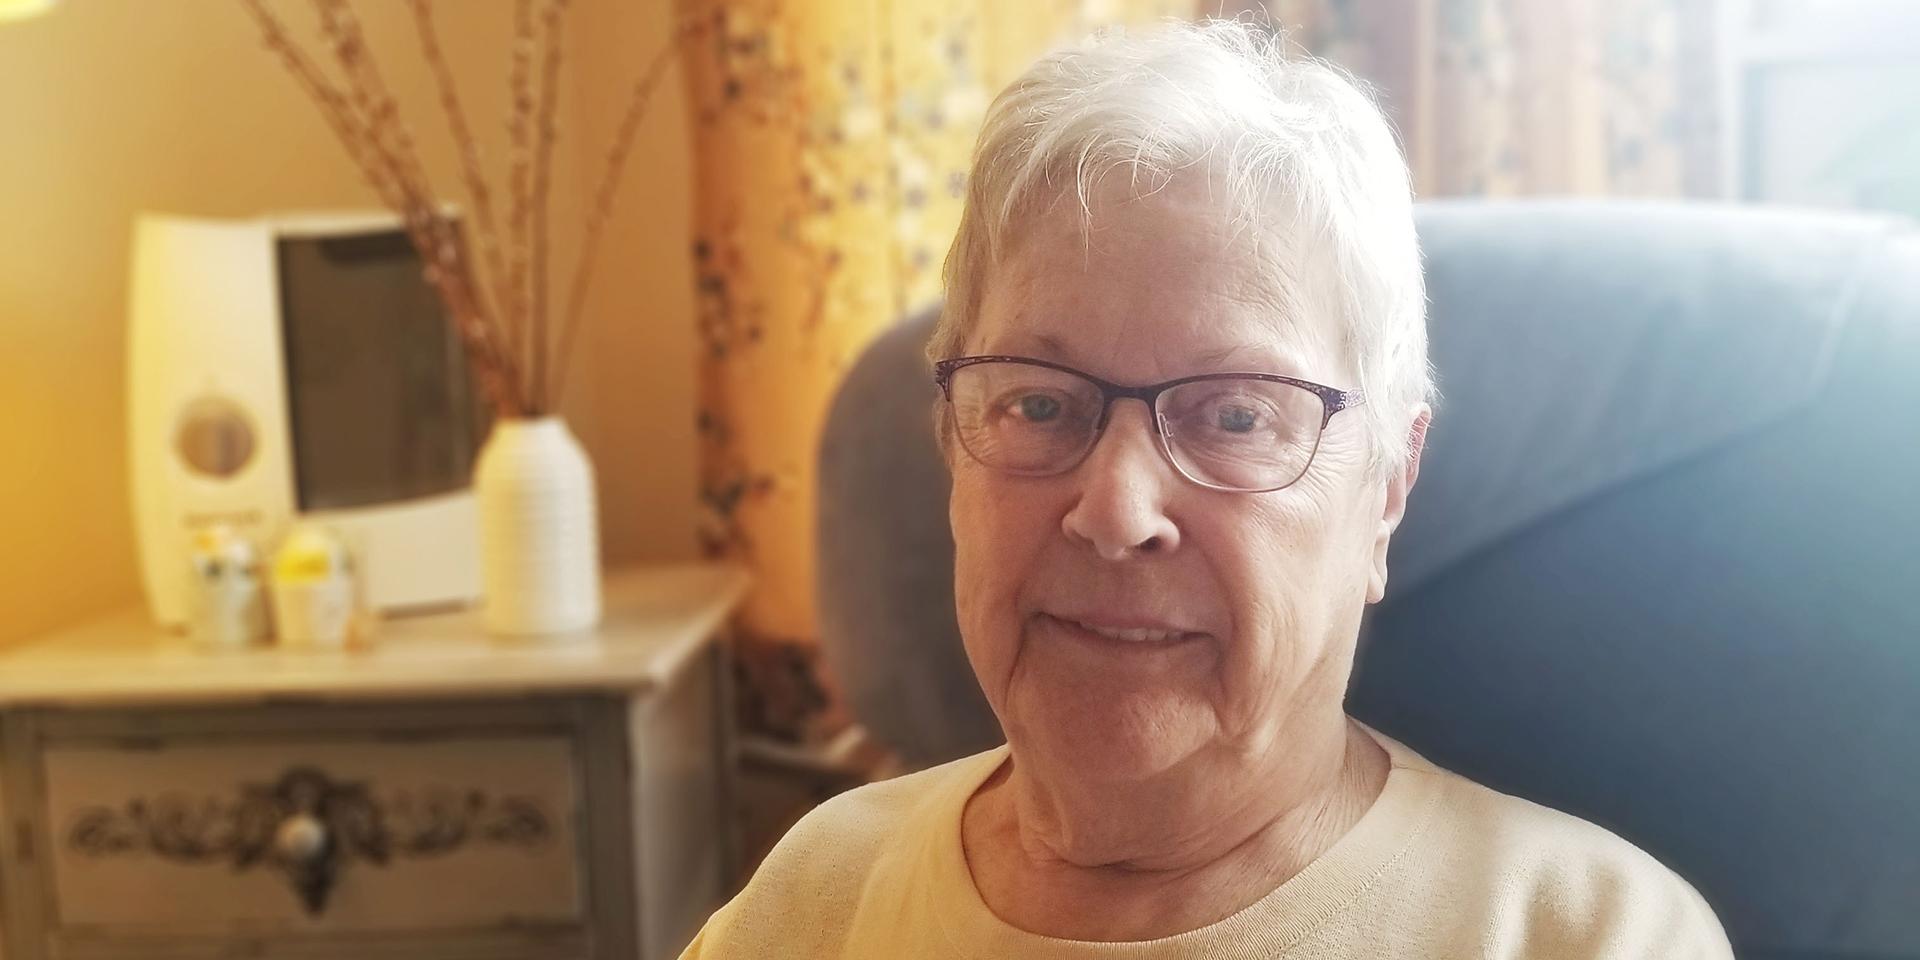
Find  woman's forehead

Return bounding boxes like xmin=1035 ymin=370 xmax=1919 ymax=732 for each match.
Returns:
xmin=975 ymin=217 xmax=1338 ymax=379
xmin=967 ymin=169 xmax=1361 ymax=382
xmin=983 ymin=324 xmax=1313 ymax=380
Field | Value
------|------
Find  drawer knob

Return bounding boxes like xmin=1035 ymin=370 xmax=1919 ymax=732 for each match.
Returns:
xmin=274 ymin=813 xmax=328 ymax=864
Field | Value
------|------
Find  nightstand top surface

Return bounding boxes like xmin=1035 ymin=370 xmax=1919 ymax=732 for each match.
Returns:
xmin=0 ymin=564 xmax=749 ymax=707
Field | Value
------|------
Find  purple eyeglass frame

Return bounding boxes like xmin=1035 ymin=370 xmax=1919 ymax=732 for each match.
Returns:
xmin=932 ymin=354 xmax=1365 ymax=493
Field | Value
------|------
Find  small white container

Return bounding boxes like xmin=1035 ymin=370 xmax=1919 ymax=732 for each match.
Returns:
xmin=186 ymin=526 xmax=269 ymax=651
xmin=270 ymin=524 xmax=358 ymax=650
xmin=270 ymin=577 xmax=355 ymax=649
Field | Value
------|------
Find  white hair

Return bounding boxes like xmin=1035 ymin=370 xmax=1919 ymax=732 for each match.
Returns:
xmin=933 ymin=18 xmax=1434 ymax=473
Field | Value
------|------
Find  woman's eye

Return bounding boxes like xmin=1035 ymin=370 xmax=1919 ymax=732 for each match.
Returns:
xmin=1215 ymin=403 xmax=1261 ymax=433
xmin=1015 ymin=393 xmax=1063 ymax=422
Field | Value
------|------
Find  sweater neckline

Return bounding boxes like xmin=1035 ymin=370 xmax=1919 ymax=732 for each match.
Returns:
xmin=924 ymin=725 xmax=1447 ymax=959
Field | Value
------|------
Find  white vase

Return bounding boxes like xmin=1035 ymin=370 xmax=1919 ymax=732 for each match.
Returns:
xmin=473 ymin=416 xmax=601 ymax=635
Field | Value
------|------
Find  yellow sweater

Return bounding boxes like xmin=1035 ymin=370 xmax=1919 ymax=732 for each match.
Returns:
xmin=682 ymin=730 xmax=1732 ymax=958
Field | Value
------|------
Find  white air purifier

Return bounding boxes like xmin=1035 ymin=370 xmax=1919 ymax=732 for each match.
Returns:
xmin=129 ymin=212 xmax=486 ymax=629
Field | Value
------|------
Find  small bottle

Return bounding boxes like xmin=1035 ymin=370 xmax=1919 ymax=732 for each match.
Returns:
xmin=270 ymin=523 xmax=357 ymax=650
xmin=186 ymin=526 xmax=269 ymax=650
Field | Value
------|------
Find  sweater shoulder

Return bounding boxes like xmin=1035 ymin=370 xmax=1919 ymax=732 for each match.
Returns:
xmin=775 ymin=747 xmax=994 ymax=864
xmin=1412 ymin=766 xmax=1733 ymax=959
xmin=678 ymin=748 xmax=1002 ymax=959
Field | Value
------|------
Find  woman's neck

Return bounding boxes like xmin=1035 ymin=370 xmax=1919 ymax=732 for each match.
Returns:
xmin=961 ymin=716 xmax=1390 ymax=942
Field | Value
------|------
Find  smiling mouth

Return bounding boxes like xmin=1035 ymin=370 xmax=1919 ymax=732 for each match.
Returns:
xmin=1037 ymin=613 xmax=1208 ymax=646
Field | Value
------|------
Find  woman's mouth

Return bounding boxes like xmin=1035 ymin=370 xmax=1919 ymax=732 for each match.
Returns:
xmin=1036 ymin=612 xmax=1208 ymax=647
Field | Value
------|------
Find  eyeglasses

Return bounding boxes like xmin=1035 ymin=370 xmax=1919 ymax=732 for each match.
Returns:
xmin=933 ymin=355 xmax=1363 ymax=494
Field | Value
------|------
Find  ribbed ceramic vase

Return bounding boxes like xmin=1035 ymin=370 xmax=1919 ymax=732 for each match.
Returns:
xmin=473 ymin=417 xmax=601 ymax=636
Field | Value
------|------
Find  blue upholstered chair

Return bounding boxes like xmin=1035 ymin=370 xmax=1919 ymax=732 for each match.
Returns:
xmin=816 ymin=200 xmax=1920 ymax=960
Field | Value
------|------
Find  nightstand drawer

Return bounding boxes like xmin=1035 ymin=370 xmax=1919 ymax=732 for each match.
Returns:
xmin=0 ymin=699 xmax=630 ymax=960
xmin=42 ymin=736 xmax=582 ymax=933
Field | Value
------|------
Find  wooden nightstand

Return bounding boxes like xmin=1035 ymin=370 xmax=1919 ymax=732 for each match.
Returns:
xmin=0 ymin=564 xmax=747 ymax=960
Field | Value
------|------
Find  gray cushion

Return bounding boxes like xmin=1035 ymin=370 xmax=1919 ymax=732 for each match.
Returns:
xmin=1351 ymin=201 xmax=1920 ymax=959
xmin=815 ymin=199 xmax=1920 ymax=958
xmin=817 ymin=315 xmax=999 ymax=761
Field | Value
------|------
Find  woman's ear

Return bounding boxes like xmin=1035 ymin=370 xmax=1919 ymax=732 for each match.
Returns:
xmin=1367 ymin=405 xmax=1432 ymax=604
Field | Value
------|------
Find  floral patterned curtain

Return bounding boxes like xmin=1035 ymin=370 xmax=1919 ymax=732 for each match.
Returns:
xmin=679 ymin=0 xmax=1191 ymax=739
xmin=1261 ymin=0 xmax=1720 ymax=199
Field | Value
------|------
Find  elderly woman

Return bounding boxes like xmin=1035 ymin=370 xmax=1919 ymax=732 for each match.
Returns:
xmin=684 ymin=19 xmax=1731 ymax=959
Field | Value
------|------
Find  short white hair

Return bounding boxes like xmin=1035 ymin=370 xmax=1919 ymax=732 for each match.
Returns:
xmin=933 ymin=18 xmax=1434 ymax=473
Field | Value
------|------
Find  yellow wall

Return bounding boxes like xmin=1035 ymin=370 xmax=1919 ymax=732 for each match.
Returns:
xmin=0 ymin=1 xmax=697 ymax=645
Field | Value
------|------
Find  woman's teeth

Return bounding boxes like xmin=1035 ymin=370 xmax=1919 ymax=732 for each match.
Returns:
xmin=1069 ymin=619 xmax=1188 ymax=644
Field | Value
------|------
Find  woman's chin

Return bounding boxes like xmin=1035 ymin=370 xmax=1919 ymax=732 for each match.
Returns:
xmin=1004 ymin=683 xmax=1215 ymax=785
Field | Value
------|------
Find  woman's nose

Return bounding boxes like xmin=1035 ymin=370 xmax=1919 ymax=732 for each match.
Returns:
xmin=1060 ymin=401 xmax=1182 ymax=560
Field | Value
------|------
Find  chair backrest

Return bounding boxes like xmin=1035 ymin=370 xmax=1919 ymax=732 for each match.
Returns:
xmin=816 ymin=200 xmax=1920 ymax=959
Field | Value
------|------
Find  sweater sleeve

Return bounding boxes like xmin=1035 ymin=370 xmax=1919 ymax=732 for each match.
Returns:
xmin=675 ymin=923 xmax=710 ymax=959
xmin=1483 ymin=836 xmax=1736 ymax=960
xmin=671 ymin=807 xmax=861 ymax=960
xmin=674 ymin=769 xmax=933 ymax=960
xmin=1602 ymin=870 xmax=1734 ymax=960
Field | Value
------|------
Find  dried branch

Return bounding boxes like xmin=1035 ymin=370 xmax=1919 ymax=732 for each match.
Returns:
xmin=311 ymin=1 xmax=431 ymax=235
xmin=309 ymin=0 xmax=523 ymax=415
xmin=246 ymin=0 xmax=681 ymax=418
xmin=506 ymin=0 xmax=536 ymax=405
xmin=249 ymin=1 xmax=472 ymax=397
xmin=529 ymin=0 xmax=568 ymax=412
xmin=551 ymin=14 xmax=699 ymax=408
xmin=406 ymin=0 xmax=510 ymax=333
xmin=240 ymin=0 xmax=405 ymax=210
xmin=315 ymin=1 xmax=461 ymax=318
